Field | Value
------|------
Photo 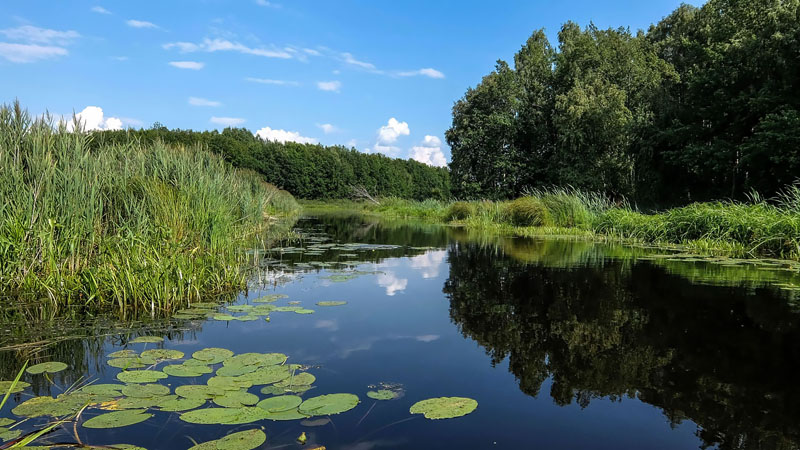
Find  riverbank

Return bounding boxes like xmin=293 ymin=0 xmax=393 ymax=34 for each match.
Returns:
xmin=0 ymin=103 xmax=299 ymax=312
xmin=302 ymin=188 xmax=800 ymax=261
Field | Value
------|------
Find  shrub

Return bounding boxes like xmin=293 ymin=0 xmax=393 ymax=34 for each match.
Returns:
xmin=446 ymin=201 xmax=476 ymax=221
xmin=505 ymin=197 xmax=550 ymax=226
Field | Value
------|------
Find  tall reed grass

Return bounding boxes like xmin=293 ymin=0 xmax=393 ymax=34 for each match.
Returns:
xmin=0 ymin=102 xmax=298 ymax=312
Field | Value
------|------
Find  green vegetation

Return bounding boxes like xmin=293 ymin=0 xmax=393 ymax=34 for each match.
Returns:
xmin=0 ymin=102 xmax=298 ymax=311
xmin=306 ymin=186 xmax=800 ymax=260
xmin=93 ymin=126 xmax=450 ymax=201
xmin=448 ymin=0 xmax=800 ymax=204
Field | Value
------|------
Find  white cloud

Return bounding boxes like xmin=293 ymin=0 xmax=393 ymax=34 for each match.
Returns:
xmin=0 ymin=43 xmax=67 ymax=63
xmin=377 ymin=272 xmax=408 ymax=296
xmin=416 ymin=334 xmax=440 ymax=343
xmin=341 ymin=52 xmax=379 ymax=72
xmin=398 ymin=67 xmax=445 ymax=79
xmin=317 ymin=81 xmax=341 ymax=92
xmin=188 ymin=97 xmax=221 ymax=107
xmin=164 ymin=38 xmax=291 ymax=59
xmin=66 ymin=106 xmax=123 ymax=132
xmin=255 ymin=126 xmax=317 ymax=144
xmin=409 ymin=250 xmax=447 ymax=278
xmin=409 ymin=135 xmax=447 ymax=167
xmin=245 ymin=77 xmax=299 ymax=86
xmin=377 ymin=118 xmax=410 ymax=144
xmin=255 ymin=0 xmax=281 ymax=7
xmin=0 ymin=25 xmax=80 ymax=45
xmin=91 ymin=6 xmax=111 ymax=14
xmin=119 ymin=117 xmax=144 ymax=128
xmin=210 ymin=117 xmax=246 ymax=127
xmin=126 ymin=19 xmax=158 ymax=29
xmin=346 ymin=139 xmax=358 ymax=148
xmin=317 ymin=123 xmax=338 ymax=134
xmin=169 ymin=61 xmax=204 ymax=70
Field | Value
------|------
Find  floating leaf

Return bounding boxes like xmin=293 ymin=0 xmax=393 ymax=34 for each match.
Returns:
xmin=78 ymin=384 xmax=124 ymax=399
xmin=158 ymin=396 xmax=206 ymax=412
xmin=298 ymin=394 xmax=360 ymax=416
xmin=121 ymin=384 xmax=170 ymax=398
xmin=300 ymin=417 xmax=330 ymax=427
xmin=366 ymin=390 xmax=398 ymax=400
xmin=213 ymin=314 xmax=236 ymax=321
xmin=189 ymin=302 xmax=220 ymax=308
xmin=0 ymin=380 xmax=30 ymax=394
xmin=238 ymin=366 xmax=291 ymax=386
xmin=224 ymin=353 xmax=286 ymax=368
xmin=276 ymin=372 xmax=315 ymax=387
xmin=261 ymin=408 xmax=310 ymax=421
xmin=180 ymin=407 xmax=268 ymax=425
xmin=234 ymin=315 xmax=260 ymax=321
xmin=256 ymin=395 xmax=302 ymax=412
xmin=0 ymin=428 xmax=21 ymax=441
xmin=273 ymin=306 xmax=302 ymax=312
xmin=316 ymin=301 xmax=347 ymax=307
xmin=294 ymin=309 xmax=315 ymax=315
xmin=83 ymin=409 xmax=153 ymax=428
xmin=253 ymin=294 xmax=288 ymax=303
xmin=207 ymin=376 xmax=253 ymax=391
xmin=212 ymin=391 xmax=260 ymax=408
xmin=140 ymin=349 xmax=184 ymax=361
xmin=12 ymin=396 xmax=62 ymax=418
xmin=0 ymin=419 xmax=15 ymax=427
xmin=227 ymin=305 xmax=253 ymax=312
xmin=192 ymin=348 xmax=234 ymax=364
xmin=175 ymin=385 xmax=223 ymax=400
xmin=409 ymin=397 xmax=478 ymax=419
xmin=287 ymin=301 xmax=302 ymax=305
xmin=108 ymin=357 xmax=154 ymax=369
xmin=108 ymin=350 xmax=138 ymax=358
xmin=130 ymin=336 xmax=163 ymax=344
xmin=116 ymin=370 xmax=167 ymax=384
xmin=27 ymin=362 xmax=67 ymax=375
xmin=189 ymin=429 xmax=266 ymax=450
xmin=163 ymin=364 xmax=206 ymax=377
xmin=117 ymin=396 xmax=168 ymax=409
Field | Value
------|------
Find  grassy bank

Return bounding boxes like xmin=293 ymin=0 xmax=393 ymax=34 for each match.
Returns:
xmin=0 ymin=103 xmax=298 ymax=312
xmin=303 ymin=187 xmax=800 ymax=260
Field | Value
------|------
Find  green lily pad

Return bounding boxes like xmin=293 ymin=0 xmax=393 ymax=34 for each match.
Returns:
xmin=262 ymin=408 xmax=310 ymax=421
xmin=273 ymin=306 xmax=302 ymax=312
xmin=213 ymin=314 xmax=236 ymax=321
xmin=409 ymin=397 xmax=478 ymax=419
xmin=108 ymin=357 xmax=154 ymax=369
xmin=118 ymin=396 xmax=169 ymax=409
xmin=189 ymin=302 xmax=220 ymax=308
xmin=256 ymin=395 xmax=302 ymax=412
xmin=224 ymin=353 xmax=286 ymax=368
xmin=316 ymin=301 xmax=347 ymax=307
xmin=227 ymin=305 xmax=254 ymax=312
xmin=212 ymin=391 xmax=260 ymax=408
xmin=367 ymin=390 xmax=399 ymax=400
xmin=189 ymin=429 xmax=266 ymax=450
xmin=12 ymin=396 xmax=62 ymax=418
xmin=216 ymin=365 xmax=258 ymax=377
xmin=0 ymin=380 xmax=30 ymax=394
xmin=276 ymin=372 xmax=315 ymax=387
xmin=253 ymin=294 xmax=288 ymax=303
xmin=116 ymin=370 xmax=167 ymax=384
xmin=121 ymin=384 xmax=170 ymax=398
xmin=27 ymin=362 xmax=68 ymax=375
xmin=298 ymin=393 xmax=360 ymax=416
xmin=175 ymin=385 xmax=223 ymax=399
xmin=207 ymin=376 xmax=253 ymax=391
xmin=78 ymin=384 xmax=124 ymax=397
xmin=233 ymin=315 xmax=260 ymax=322
xmin=130 ymin=336 xmax=163 ymax=344
xmin=0 ymin=418 xmax=15 ymax=427
xmin=140 ymin=349 xmax=184 ymax=361
xmin=0 ymin=428 xmax=21 ymax=441
xmin=192 ymin=348 xmax=234 ymax=364
xmin=237 ymin=365 xmax=291 ymax=386
xmin=108 ymin=350 xmax=138 ymax=358
xmin=83 ymin=409 xmax=153 ymax=429
xmin=294 ymin=309 xmax=315 ymax=315
xmin=179 ymin=407 xmax=268 ymax=425
xmin=158 ymin=396 xmax=206 ymax=412
xmin=163 ymin=364 xmax=207 ymax=377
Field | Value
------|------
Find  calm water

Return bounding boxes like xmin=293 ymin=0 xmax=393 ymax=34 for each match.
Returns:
xmin=3 ymin=213 xmax=800 ymax=449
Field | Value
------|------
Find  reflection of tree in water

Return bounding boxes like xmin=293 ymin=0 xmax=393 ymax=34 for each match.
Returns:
xmin=444 ymin=241 xmax=800 ymax=450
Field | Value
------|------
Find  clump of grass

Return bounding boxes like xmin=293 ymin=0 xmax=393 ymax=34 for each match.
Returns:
xmin=504 ymin=197 xmax=550 ymax=226
xmin=0 ymin=102 xmax=298 ymax=312
xmin=445 ymin=201 xmax=475 ymax=221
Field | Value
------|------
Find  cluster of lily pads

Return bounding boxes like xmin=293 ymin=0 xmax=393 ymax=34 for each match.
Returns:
xmin=1 ymin=344 xmax=478 ymax=449
xmin=168 ymin=293 xmax=350 ymax=325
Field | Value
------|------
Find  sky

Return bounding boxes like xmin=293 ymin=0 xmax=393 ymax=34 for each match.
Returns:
xmin=0 ymin=0 xmax=704 ymax=167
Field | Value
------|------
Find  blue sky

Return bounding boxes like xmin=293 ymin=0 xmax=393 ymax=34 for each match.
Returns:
xmin=0 ymin=0 xmax=703 ymax=167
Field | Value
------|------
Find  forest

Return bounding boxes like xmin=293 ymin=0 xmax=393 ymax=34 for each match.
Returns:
xmin=447 ymin=0 xmax=800 ymax=204
xmin=93 ymin=127 xmax=451 ymax=201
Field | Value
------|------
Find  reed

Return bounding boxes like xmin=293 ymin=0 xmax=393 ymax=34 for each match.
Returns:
xmin=0 ymin=102 xmax=298 ymax=312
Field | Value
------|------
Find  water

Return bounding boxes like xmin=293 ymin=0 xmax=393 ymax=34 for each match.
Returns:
xmin=3 ymin=213 xmax=800 ymax=449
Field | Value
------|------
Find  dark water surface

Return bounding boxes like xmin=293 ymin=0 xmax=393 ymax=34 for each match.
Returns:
xmin=3 ymin=213 xmax=800 ymax=449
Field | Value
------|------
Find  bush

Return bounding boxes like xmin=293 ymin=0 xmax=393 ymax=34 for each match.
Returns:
xmin=446 ymin=201 xmax=476 ymax=221
xmin=505 ymin=197 xmax=550 ymax=226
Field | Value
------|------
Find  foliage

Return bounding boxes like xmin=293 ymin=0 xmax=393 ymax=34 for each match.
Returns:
xmin=93 ymin=126 xmax=450 ymax=201
xmin=0 ymin=102 xmax=298 ymax=311
xmin=504 ymin=197 xmax=550 ymax=226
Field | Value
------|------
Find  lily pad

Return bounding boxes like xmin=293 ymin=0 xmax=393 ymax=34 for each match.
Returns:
xmin=175 ymin=385 xmax=223 ymax=399
xmin=298 ymin=393 xmax=360 ymax=416
xmin=0 ymin=419 xmax=15 ymax=427
xmin=158 ymin=396 xmax=206 ymax=412
xmin=213 ymin=314 xmax=236 ymax=321
xmin=27 ymin=362 xmax=67 ymax=375
xmin=233 ymin=315 xmax=260 ymax=322
xmin=180 ymin=407 xmax=268 ymax=425
xmin=116 ymin=370 xmax=167 ymax=384
xmin=409 ymin=397 xmax=478 ymax=419
xmin=208 ymin=376 xmax=253 ymax=391
xmin=121 ymin=384 xmax=170 ymax=398
xmin=262 ymin=408 xmax=310 ymax=421
xmin=216 ymin=364 xmax=258 ymax=377
xmin=140 ymin=349 xmax=184 ymax=361
xmin=212 ymin=391 xmax=260 ymax=408
xmin=108 ymin=357 xmax=154 ymax=369
xmin=273 ymin=306 xmax=302 ymax=312
xmin=189 ymin=429 xmax=266 ymax=450
xmin=294 ymin=309 xmax=315 ymax=315
xmin=276 ymin=372 xmax=315 ymax=387
xmin=192 ymin=348 xmax=234 ymax=364
xmin=163 ymin=364 xmax=207 ymax=377
xmin=83 ymin=409 xmax=153 ymax=428
xmin=256 ymin=395 xmax=302 ymax=412
xmin=300 ymin=417 xmax=331 ymax=427
xmin=224 ymin=352 xmax=286 ymax=368
xmin=0 ymin=428 xmax=21 ymax=441
xmin=0 ymin=380 xmax=30 ymax=394
xmin=118 ymin=396 xmax=169 ymax=409
xmin=130 ymin=336 xmax=163 ymax=344
xmin=189 ymin=302 xmax=220 ymax=308
xmin=253 ymin=294 xmax=288 ymax=303
xmin=227 ymin=305 xmax=253 ymax=312
xmin=367 ymin=390 xmax=399 ymax=400
xmin=78 ymin=384 xmax=124 ymax=398
xmin=237 ymin=366 xmax=291 ymax=385
xmin=108 ymin=350 xmax=138 ymax=358
xmin=316 ymin=301 xmax=347 ymax=307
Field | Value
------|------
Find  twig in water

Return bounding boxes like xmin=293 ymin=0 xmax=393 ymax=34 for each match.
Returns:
xmin=355 ymin=401 xmax=377 ymax=428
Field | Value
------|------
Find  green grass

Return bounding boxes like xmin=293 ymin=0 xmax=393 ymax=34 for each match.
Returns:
xmin=308 ymin=186 xmax=800 ymax=261
xmin=0 ymin=102 xmax=299 ymax=312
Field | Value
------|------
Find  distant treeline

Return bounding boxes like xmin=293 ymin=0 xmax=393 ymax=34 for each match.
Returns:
xmin=92 ymin=127 xmax=450 ymax=200
xmin=447 ymin=0 xmax=800 ymax=204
